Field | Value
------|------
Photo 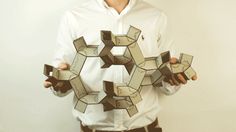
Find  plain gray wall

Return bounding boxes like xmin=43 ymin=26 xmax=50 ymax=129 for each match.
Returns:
xmin=0 ymin=0 xmax=236 ymax=132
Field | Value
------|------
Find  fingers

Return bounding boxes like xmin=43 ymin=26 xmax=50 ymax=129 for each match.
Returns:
xmin=163 ymin=57 xmax=197 ymax=86
xmin=44 ymin=81 xmax=52 ymax=88
xmin=44 ymin=81 xmax=65 ymax=92
xmin=166 ymin=73 xmax=197 ymax=86
xmin=164 ymin=75 xmax=180 ymax=86
xmin=43 ymin=63 xmax=71 ymax=92
xmin=54 ymin=81 xmax=71 ymax=93
xmin=58 ymin=63 xmax=70 ymax=70
xmin=177 ymin=74 xmax=187 ymax=84
xmin=171 ymin=75 xmax=180 ymax=86
xmin=168 ymin=79 xmax=174 ymax=86
xmin=53 ymin=82 xmax=64 ymax=92
xmin=192 ymin=75 xmax=198 ymax=80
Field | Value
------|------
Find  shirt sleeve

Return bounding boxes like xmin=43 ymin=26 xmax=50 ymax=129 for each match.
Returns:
xmin=52 ymin=11 xmax=77 ymax=68
xmin=50 ymin=11 xmax=77 ymax=97
xmin=156 ymin=12 xmax=181 ymax=95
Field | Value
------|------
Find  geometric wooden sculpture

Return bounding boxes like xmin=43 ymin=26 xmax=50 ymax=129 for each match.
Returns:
xmin=43 ymin=26 xmax=197 ymax=117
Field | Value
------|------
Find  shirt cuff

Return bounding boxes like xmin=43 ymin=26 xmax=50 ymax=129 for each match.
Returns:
xmin=158 ymin=81 xmax=181 ymax=95
xmin=50 ymin=87 xmax=73 ymax=97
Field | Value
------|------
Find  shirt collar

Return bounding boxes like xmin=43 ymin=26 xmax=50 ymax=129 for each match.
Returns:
xmin=96 ymin=0 xmax=139 ymax=10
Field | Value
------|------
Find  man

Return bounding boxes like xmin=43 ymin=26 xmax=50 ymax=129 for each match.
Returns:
xmin=44 ymin=0 xmax=197 ymax=131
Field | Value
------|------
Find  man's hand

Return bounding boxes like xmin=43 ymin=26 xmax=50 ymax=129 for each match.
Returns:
xmin=164 ymin=57 xmax=198 ymax=86
xmin=43 ymin=63 xmax=71 ymax=93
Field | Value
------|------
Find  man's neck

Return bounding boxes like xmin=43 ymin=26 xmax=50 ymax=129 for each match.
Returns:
xmin=105 ymin=0 xmax=130 ymax=14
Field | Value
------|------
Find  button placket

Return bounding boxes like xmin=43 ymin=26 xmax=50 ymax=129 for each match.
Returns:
xmin=103 ymin=1 xmax=129 ymax=130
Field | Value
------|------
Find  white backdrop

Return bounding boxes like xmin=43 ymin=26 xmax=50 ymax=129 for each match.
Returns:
xmin=0 ymin=0 xmax=236 ymax=132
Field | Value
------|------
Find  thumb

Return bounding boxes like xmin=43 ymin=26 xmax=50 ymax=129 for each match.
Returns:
xmin=44 ymin=81 xmax=52 ymax=88
xmin=58 ymin=63 xmax=70 ymax=70
xmin=170 ymin=57 xmax=179 ymax=64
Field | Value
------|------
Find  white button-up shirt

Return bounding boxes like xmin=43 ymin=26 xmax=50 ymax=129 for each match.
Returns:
xmin=50 ymin=0 xmax=180 ymax=131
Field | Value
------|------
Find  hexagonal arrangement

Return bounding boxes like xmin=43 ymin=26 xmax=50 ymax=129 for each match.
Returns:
xmin=139 ymin=51 xmax=196 ymax=89
xmin=43 ymin=26 xmax=196 ymax=117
